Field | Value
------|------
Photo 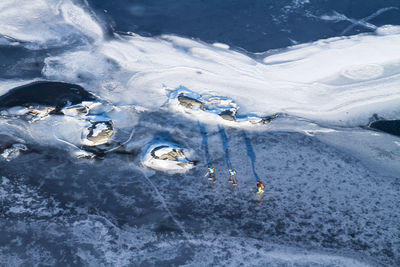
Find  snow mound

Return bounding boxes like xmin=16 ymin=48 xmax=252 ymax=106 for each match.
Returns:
xmin=341 ymin=64 xmax=384 ymax=81
xmin=5 ymin=105 xmax=55 ymax=122
xmin=0 ymin=81 xmax=115 ymax=150
xmin=142 ymin=142 xmax=194 ymax=173
xmin=0 ymin=143 xmax=27 ymax=161
xmin=82 ymin=120 xmax=114 ymax=146
xmin=167 ymin=87 xmax=266 ymax=125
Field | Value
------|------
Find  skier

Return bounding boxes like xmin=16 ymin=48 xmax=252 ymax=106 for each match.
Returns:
xmin=256 ymin=181 xmax=265 ymax=194
xmin=228 ymin=168 xmax=237 ymax=186
xmin=205 ymin=167 xmax=216 ymax=183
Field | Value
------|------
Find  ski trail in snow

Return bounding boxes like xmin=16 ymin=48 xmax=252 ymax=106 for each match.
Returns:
xmin=341 ymin=7 xmax=399 ymax=35
xmin=104 ymin=127 xmax=135 ymax=153
xmin=198 ymin=121 xmax=211 ymax=166
xmin=218 ymin=125 xmax=232 ymax=169
xmin=242 ymin=131 xmax=260 ymax=182
xmin=313 ymin=7 xmax=399 ymax=35
xmin=139 ymin=168 xmax=189 ymax=240
xmin=53 ymin=133 xmax=81 ymax=150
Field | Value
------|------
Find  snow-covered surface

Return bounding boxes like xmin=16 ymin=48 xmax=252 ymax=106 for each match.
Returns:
xmin=0 ymin=143 xmax=27 ymax=161
xmin=41 ymin=24 xmax=400 ymax=127
xmin=166 ymin=86 xmax=255 ymax=125
xmin=1 ymin=97 xmax=115 ymax=151
xmin=81 ymin=120 xmax=114 ymax=146
xmin=0 ymin=0 xmax=103 ymax=48
xmin=142 ymin=142 xmax=194 ymax=173
xmin=0 ymin=0 xmax=399 ymax=265
xmin=1 ymin=119 xmax=398 ymax=265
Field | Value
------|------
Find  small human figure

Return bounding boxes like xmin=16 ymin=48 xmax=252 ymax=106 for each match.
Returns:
xmin=257 ymin=181 xmax=265 ymax=194
xmin=228 ymin=168 xmax=237 ymax=186
xmin=205 ymin=167 xmax=217 ymax=183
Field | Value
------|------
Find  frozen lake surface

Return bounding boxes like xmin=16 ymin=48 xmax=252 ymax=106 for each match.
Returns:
xmin=0 ymin=0 xmax=400 ymax=266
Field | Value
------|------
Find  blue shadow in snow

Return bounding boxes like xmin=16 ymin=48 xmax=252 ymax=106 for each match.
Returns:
xmin=243 ymin=131 xmax=260 ymax=182
xmin=198 ymin=121 xmax=211 ymax=166
xmin=218 ymin=125 xmax=232 ymax=169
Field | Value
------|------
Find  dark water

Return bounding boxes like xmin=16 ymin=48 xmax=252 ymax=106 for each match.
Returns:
xmin=370 ymin=120 xmax=400 ymax=137
xmin=88 ymin=0 xmax=400 ymax=52
xmin=0 ymin=81 xmax=96 ymax=109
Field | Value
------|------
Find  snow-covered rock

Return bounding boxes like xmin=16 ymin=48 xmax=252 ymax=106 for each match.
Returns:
xmin=142 ymin=142 xmax=194 ymax=173
xmin=167 ymin=87 xmax=269 ymax=125
xmin=82 ymin=120 xmax=114 ymax=146
xmin=1 ymin=143 xmax=27 ymax=161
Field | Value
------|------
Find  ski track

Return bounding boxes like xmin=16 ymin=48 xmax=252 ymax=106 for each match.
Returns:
xmin=197 ymin=121 xmax=211 ymax=166
xmin=242 ymin=130 xmax=261 ymax=182
xmin=138 ymin=168 xmax=189 ymax=240
xmin=1 ymin=113 xmax=399 ymax=265
xmin=341 ymin=7 xmax=399 ymax=35
xmin=153 ymin=128 xmax=400 ymax=266
xmin=218 ymin=125 xmax=233 ymax=170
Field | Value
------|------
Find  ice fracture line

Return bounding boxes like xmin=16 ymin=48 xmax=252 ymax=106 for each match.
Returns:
xmin=198 ymin=121 xmax=211 ymax=166
xmin=342 ymin=7 xmax=399 ymax=34
xmin=139 ymin=168 xmax=189 ymax=240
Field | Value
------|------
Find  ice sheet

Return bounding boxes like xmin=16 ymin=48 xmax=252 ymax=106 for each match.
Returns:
xmin=0 ymin=0 xmax=102 ymax=48
xmin=40 ymin=25 xmax=400 ymax=127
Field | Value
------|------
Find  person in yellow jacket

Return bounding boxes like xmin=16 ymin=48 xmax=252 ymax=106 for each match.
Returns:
xmin=257 ymin=181 xmax=265 ymax=194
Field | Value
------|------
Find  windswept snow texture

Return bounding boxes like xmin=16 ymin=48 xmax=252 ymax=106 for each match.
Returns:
xmin=1 ymin=0 xmax=400 ymax=266
xmin=41 ymin=24 xmax=400 ymax=127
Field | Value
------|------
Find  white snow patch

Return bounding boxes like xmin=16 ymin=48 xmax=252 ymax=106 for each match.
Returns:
xmin=1 ymin=144 xmax=27 ymax=161
xmin=377 ymin=25 xmax=400 ymax=35
xmin=91 ymin=122 xmax=108 ymax=138
xmin=212 ymin=42 xmax=230 ymax=49
xmin=142 ymin=142 xmax=194 ymax=173
xmin=41 ymin=24 xmax=400 ymax=127
xmin=341 ymin=64 xmax=384 ymax=80
xmin=0 ymin=0 xmax=102 ymax=48
xmin=60 ymin=0 xmax=103 ymax=42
